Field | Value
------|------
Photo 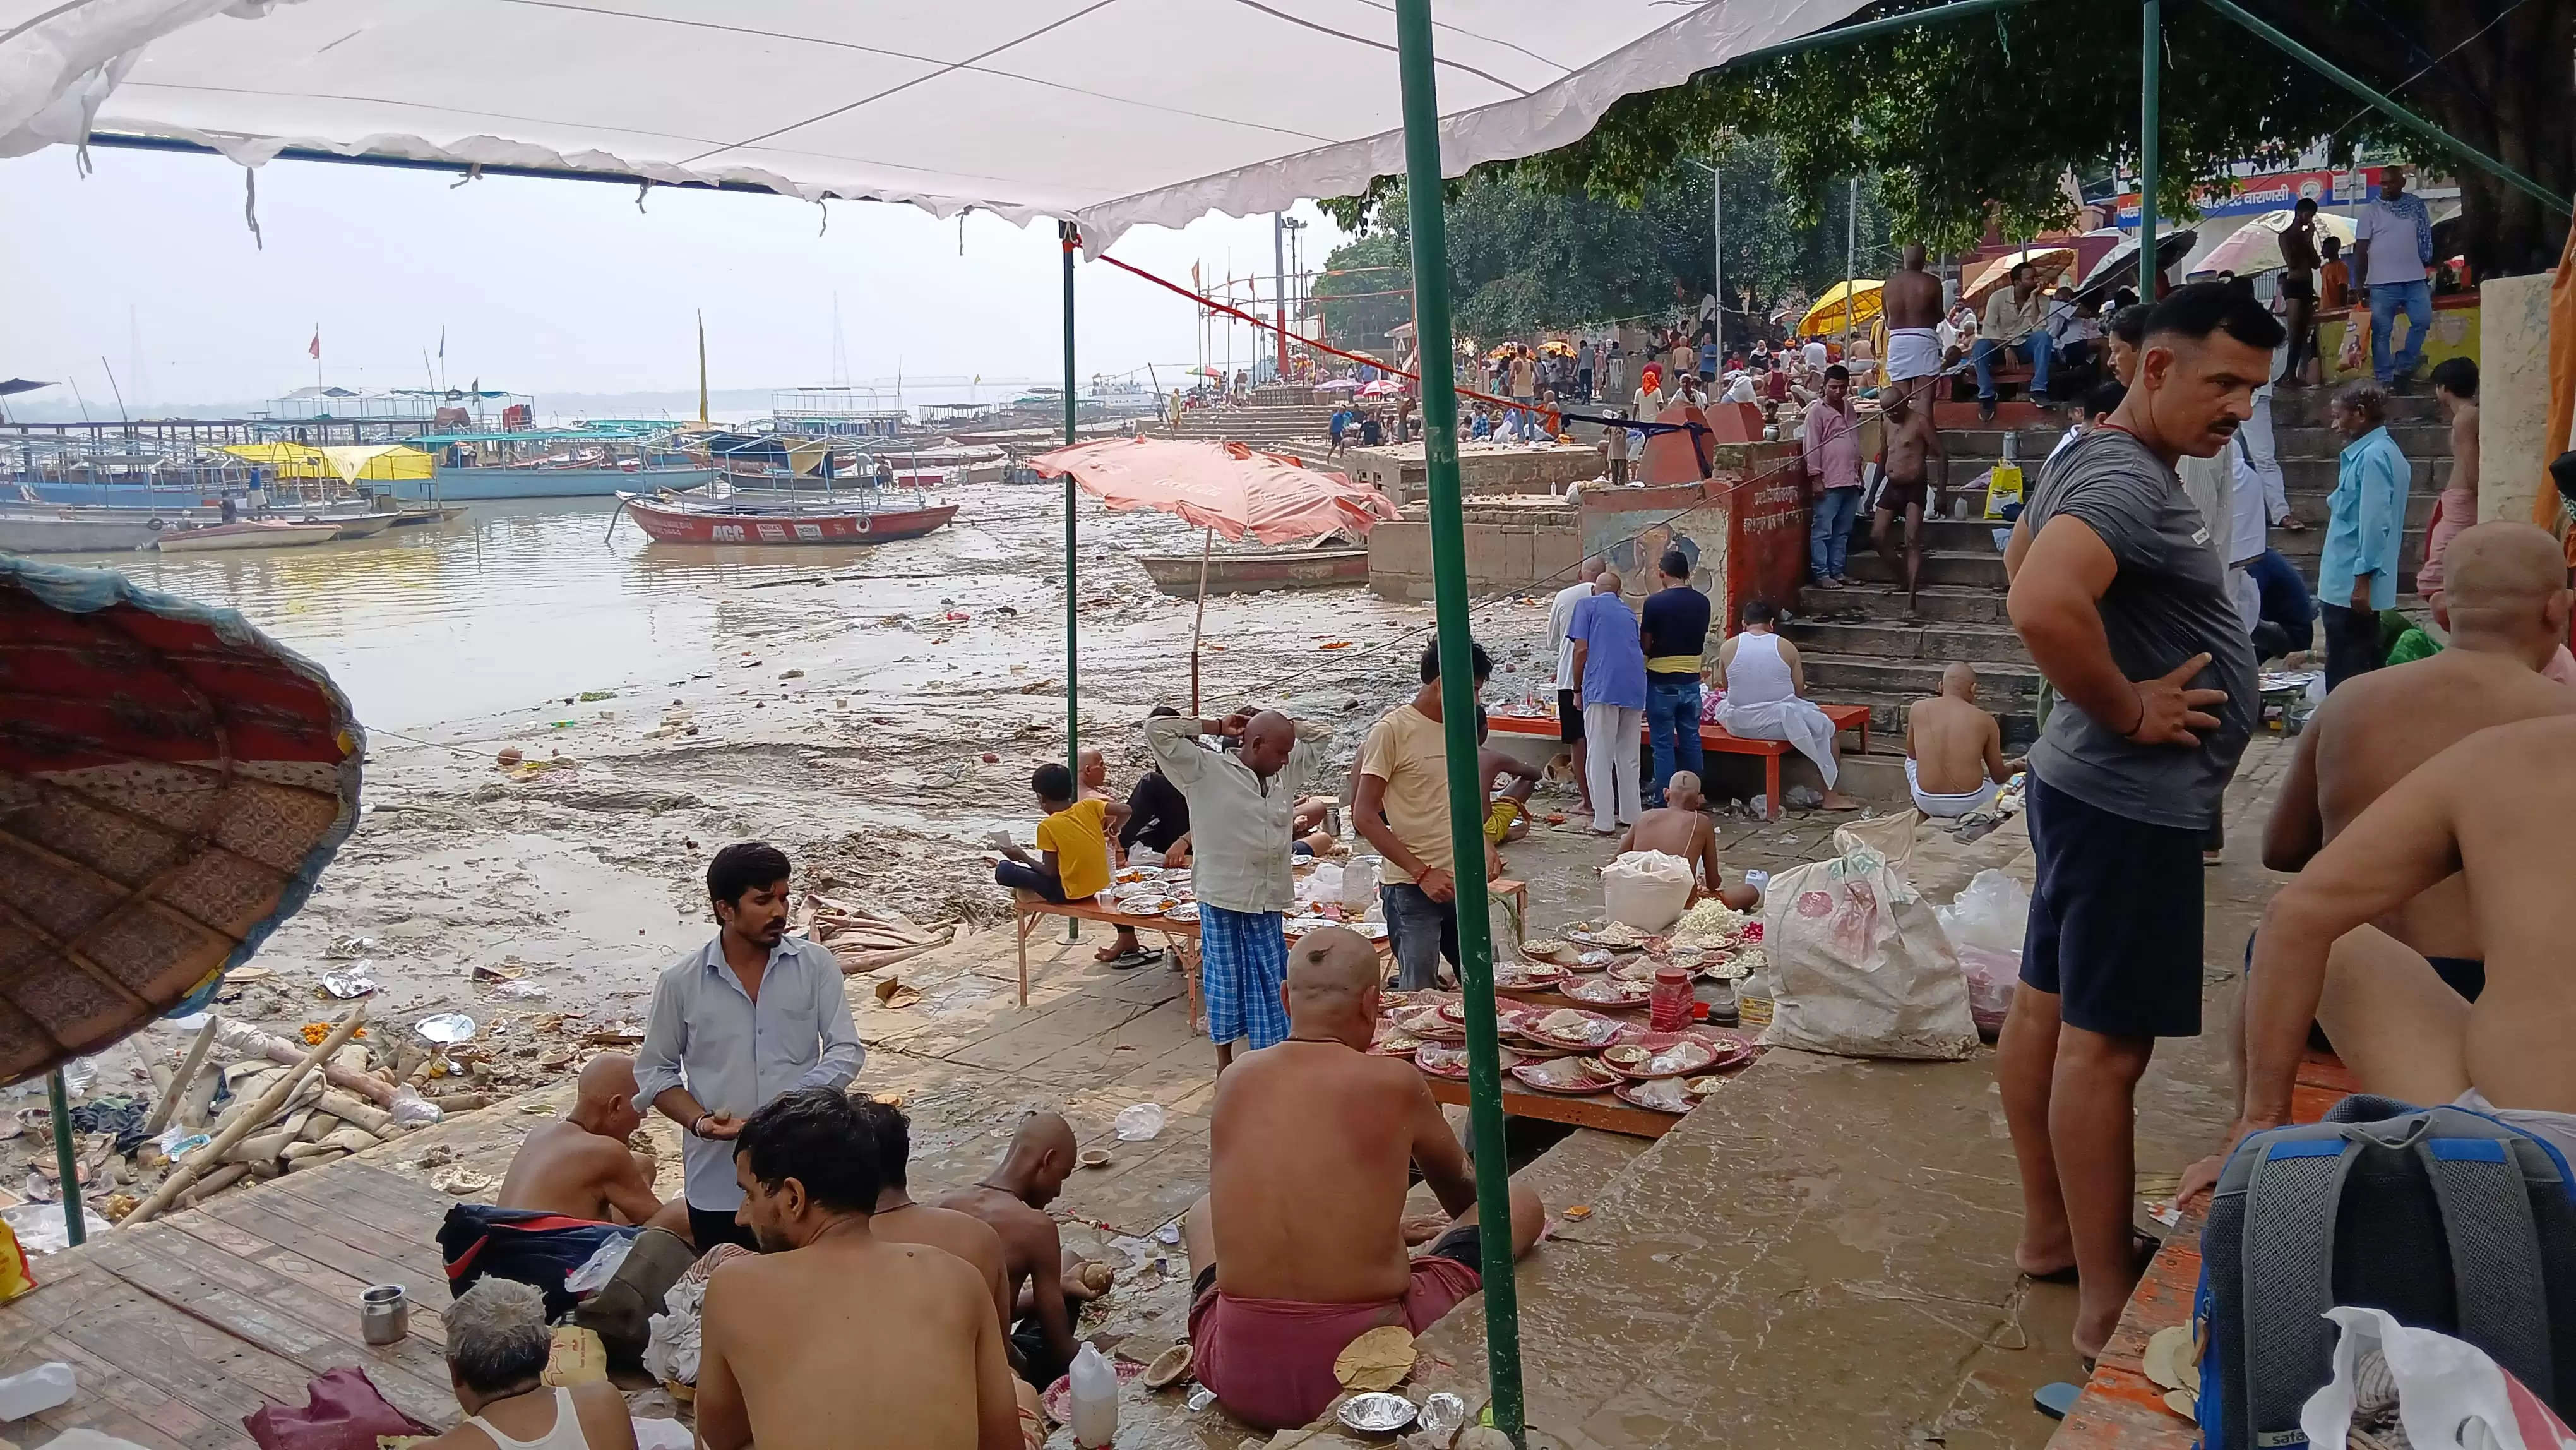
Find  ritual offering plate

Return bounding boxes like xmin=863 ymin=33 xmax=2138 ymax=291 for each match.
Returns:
xmin=1567 ymin=949 xmax=1614 ymax=973
xmin=1112 ymin=866 xmax=1164 ymax=885
xmin=1614 ymin=1077 xmax=1696 ymax=1113
xmin=1603 ymin=1033 xmax=1719 ymax=1080
xmin=1164 ymin=902 xmax=1200 ymax=923
xmin=1337 ymin=1393 xmax=1418 ymax=1435
xmin=1510 ymin=1054 xmax=1621 ymax=1095
xmin=1662 ymin=947 xmax=1705 ymax=970
xmin=1490 ymin=960 xmax=1566 ymax=991
xmin=1685 ymin=1076 xmax=1726 ymax=1096
xmin=1607 ymin=957 xmax=1661 ymax=983
xmin=1368 ymin=1028 xmax=1424 ymax=1057
xmin=1520 ymin=938 xmax=1570 ymax=963
xmin=1415 ymin=1041 xmax=1506 ymax=1080
xmin=1566 ymin=921 xmax=1647 ymax=951
xmin=1399 ymin=1008 xmax=1466 ymax=1043
xmin=1116 ymin=894 xmax=1178 ymax=916
xmin=1517 ymin=1007 xmax=1624 ymax=1051
xmin=1693 ymin=1028 xmax=1762 ymax=1070
xmin=1561 ymin=974 xmax=1654 ymax=1007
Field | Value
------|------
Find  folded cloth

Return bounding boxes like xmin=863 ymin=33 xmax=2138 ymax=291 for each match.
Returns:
xmin=1715 ymin=698 xmax=1840 ymax=786
xmin=1907 ymin=757 xmax=2000 ymax=819
xmin=1885 ymin=327 xmax=1942 ymax=381
xmin=1190 ymin=1257 xmax=1481 ymax=1431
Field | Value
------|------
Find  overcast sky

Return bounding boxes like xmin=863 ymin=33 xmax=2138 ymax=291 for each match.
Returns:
xmin=0 ymin=147 xmax=1351 ymax=415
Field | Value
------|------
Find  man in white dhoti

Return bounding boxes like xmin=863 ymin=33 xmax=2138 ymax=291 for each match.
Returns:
xmin=1882 ymin=243 xmax=1945 ymax=405
xmin=1712 ymin=599 xmax=1860 ymax=810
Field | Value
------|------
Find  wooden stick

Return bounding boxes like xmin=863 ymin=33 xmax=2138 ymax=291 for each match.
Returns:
xmin=124 ymin=1007 xmax=365 ymax=1226
xmin=1190 ymin=525 xmax=1212 ymax=715
xmin=142 ymin=1016 xmax=220 ymax=1137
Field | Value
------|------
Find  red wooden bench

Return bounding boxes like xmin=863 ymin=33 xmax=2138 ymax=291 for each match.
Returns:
xmin=1486 ymin=705 xmax=1872 ymax=820
xmin=2048 ymin=1052 xmax=2358 ymax=1450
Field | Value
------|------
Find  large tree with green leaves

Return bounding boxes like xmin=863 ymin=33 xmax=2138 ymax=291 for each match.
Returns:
xmin=1327 ymin=0 xmax=2569 ymax=280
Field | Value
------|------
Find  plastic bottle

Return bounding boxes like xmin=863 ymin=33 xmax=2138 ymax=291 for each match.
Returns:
xmin=1649 ymin=966 xmax=1695 ymax=1033
xmin=0 ymin=1363 xmax=74 ymax=1420
xmin=1069 ymin=1341 xmax=1118 ymax=1448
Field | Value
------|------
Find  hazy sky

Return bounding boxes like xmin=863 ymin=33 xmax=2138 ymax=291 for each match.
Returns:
xmin=0 ymin=147 xmax=1351 ymax=412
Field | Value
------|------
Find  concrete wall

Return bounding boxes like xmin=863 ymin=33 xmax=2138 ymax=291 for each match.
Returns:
xmin=1366 ymin=507 xmax=1584 ymax=600
xmin=2478 ymin=273 xmax=2554 ymax=525
xmin=1344 ymin=441 xmax=1601 ymax=505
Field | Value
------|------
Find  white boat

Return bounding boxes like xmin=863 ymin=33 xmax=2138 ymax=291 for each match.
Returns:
xmin=153 ymin=520 xmax=344 ymax=553
xmin=0 ymin=507 xmax=167 ymax=554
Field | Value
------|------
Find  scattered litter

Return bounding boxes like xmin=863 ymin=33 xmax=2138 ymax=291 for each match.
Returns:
xmin=1184 ymin=1388 xmax=1216 ymax=1412
xmin=1154 ymin=1223 xmax=1182 ymax=1245
xmin=872 ymin=979 xmax=923 ymax=1010
xmin=1417 ymin=1393 xmax=1468 ymax=1438
xmin=324 ymin=935 xmax=382 ymax=959
xmin=778 ymin=669 xmax=804 ymax=680
xmin=1333 ymin=1326 xmax=1416 ymax=1391
xmin=431 ymin=1167 xmax=493 ymax=1197
xmin=319 ymin=967 xmax=378 ymax=999
xmin=416 ymin=1013 xmax=478 ymax=1045
xmin=496 ymin=748 xmax=524 ymax=767
xmin=1784 ymin=784 xmax=1825 ymax=810
xmin=153 ymin=1126 xmax=211 ymax=1159
xmin=565 ymin=1238 xmax=635 ymax=1295
xmin=577 ymin=690 xmax=617 ymax=702
xmin=1562 ymin=1205 xmax=1594 ymax=1221
xmin=300 ymin=1021 xmax=366 ymax=1045
xmin=1115 ymin=1103 xmax=1167 ymax=1142
xmin=490 ymin=980 xmax=552 ymax=1002
xmin=0 ymin=1361 xmax=76 ymax=1418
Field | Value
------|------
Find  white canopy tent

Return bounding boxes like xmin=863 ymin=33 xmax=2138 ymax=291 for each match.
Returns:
xmin=0 ymin=0 xmax=1867 ymax=251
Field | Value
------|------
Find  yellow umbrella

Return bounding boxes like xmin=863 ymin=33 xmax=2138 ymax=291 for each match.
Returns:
xmin=1799 ymin=280 xmax=1884 ymax=337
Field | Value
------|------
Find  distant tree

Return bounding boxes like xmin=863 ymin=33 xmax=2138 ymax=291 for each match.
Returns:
xmin=1312 ymin=232 xmax=1414 ymax=354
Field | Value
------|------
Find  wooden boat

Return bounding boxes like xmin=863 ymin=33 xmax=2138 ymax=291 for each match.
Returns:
xmin=614 ymin=493 xmax=958 ymax=546
xmin=153 ymin=520 xmax=343 ymax=553
xmin=325 ymin=513 xmax=400 ymax=540
xmin=1138 ymin=546 xmax=1369 ymax=596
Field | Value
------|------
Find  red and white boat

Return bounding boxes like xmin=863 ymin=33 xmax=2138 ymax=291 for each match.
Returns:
xmin=613 ymin=492 xmax=958 ymax=546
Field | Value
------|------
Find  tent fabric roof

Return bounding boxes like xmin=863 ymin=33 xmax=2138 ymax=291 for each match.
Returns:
xmin=0 ymin=0 xmax=1869 ymax=251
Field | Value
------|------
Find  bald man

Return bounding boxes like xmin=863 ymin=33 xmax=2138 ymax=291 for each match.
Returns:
xmin=2180 ymin=524 xmax=2576 ymax=1199
xmin=938 ymin=1111 xmax=1085 ymax=1389
xmin=1145 ymin=708 xmax=1333 ymax=1069
xmin=497 ymin=1053 xmax=688 ymax=1234
xmin=1183 ymin=926 xmax=1545 ymax=1432
xmin=1905 ymin=663 xmax=2018 ymax=818
xmin=1616 ymin=771 xmax=1757 ymax=909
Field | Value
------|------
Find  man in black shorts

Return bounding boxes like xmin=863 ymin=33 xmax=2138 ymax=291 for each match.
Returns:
xmin=1996 ymin=282 xmax=2277 ymax=1360
xmin=1872 ymin=385 xmax=1943 ymax=613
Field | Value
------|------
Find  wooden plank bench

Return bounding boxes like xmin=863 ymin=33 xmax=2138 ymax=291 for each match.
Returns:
xmin=1487 ymin=705 xmax=1871 ymax=819
xmin=1011 ymin=880 xmax=1529 ymax=1024
xmin=2047 ymin=1052 xmax=2359 ymax=1450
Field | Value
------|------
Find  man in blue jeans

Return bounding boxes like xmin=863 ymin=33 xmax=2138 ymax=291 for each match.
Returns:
xmin=1973 ymin=261 xmax=2054 ymax=422
xmin=2353 ymin=166 xmax=2435 ymax=387
xmin=1801 ymin=364 xmax=1863 ymax=587
xmin=1638 ymin=549 xmax=1712 ymax=806
xmin=1353 ymin=640 xmax=1492 ymax=990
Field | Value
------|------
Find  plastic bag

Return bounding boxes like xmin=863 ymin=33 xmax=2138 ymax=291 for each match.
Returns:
xmin=244 ymin=1368 xmax=434 ymax=1450
xmin=2338 ymin=311 xmax=2367 ymax=372
xmin=2298 ymin=1306 xmax=2574 ymax=1450
xmin=1761 ymin=825 xmax=1977 ymax=1060
xmin=386 ymin=1088 xmax=443 ymax=1128
xmin=1112 ymin=1103 xmax=1166 ymax=1142
xmin=1341 ymin=856 xmax=1379 ymax=914
xmin=1935 ymin=870 xmax=2029 ymax=953
xmin=564 ymin=1237 xmax=633 ymax=1296
xmin=1602 ymin=851 xmax=1694 ymax=933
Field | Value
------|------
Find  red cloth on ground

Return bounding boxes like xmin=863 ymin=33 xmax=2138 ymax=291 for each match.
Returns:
xmin=1188 ymin=1257 xmax=1481 ymax=1431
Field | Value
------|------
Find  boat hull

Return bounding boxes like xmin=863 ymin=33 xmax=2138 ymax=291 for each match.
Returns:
xmin=618 ymin=496 xmax=958 ymax=546
xmin=394 ymin=465 xmax=715 ymax=501
xmin=153 ymin=522 xmax=343 ymax=553
xmin=0 ymin=512 xmax=166 ymax=553
xmin=1137 ymin=548 xmax=1370 ymax=595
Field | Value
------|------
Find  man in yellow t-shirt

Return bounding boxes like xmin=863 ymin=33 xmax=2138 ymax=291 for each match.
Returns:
xmin=1354 ymin=640 xmax=1493 ymax=990
xmin=993 ymin=762 xmax=1144 ymax=962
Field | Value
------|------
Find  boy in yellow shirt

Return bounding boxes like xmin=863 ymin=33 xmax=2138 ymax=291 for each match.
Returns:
xmin=993 ymin=762 xmax=1148 ymax=965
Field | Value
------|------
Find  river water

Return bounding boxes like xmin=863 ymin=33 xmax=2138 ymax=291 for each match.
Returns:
xmin=52 ymin=488 xmax=1255 ymax=729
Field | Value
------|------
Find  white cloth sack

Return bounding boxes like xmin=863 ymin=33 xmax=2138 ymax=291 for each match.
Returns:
xmin=1762 ymin=824 xmax=1977 ymax=1060
xmin=2300 ymin=1306 xmax=2576 ymax=1450
xmin=1601 ymin=851 xmax=1694 ymax=933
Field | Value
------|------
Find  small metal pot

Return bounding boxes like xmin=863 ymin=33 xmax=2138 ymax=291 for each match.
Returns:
xmin=359 ymin=1285 xmax=410 ymax=1345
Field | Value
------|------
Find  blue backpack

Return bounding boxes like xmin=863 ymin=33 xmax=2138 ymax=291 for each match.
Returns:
xmin=2195 ymin=1095 xmax=2576 ymax=1448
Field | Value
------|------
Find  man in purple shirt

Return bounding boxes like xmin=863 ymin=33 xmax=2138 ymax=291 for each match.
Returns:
xmin=1801 ymin=365 xmax=1863 ymax=588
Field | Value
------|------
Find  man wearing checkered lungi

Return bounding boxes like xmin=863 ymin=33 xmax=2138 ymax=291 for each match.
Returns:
xmin=1145 ymin=709 xmax=1333 ymax=1070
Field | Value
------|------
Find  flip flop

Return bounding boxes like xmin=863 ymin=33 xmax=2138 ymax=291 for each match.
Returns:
xmin=1102 ymin=948 xmax=1156 ymax=971
xmin=2027 ymin=1228 xmax=2162 ymax=1286
xmin=2032 ymin=1382 xmax=2082 ymax=1420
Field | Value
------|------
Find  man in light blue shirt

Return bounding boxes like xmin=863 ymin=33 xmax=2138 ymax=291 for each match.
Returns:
xmin=1569 ymin=570 xmax=1649 ymax=832
xmin=634 ymin=841 xmax=862 ymax=1250
xmin=2318 ymin=383 xmax=2411 ymax=691
xmin=2353 ymin=166 xmax=2436 ymax=386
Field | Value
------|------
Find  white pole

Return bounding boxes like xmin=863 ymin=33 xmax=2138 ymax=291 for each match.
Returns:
xmin=1844 ymin=179 xmax=1857 ymax=352
xmin=1712 ymin=163 xmax=1724 ymax=354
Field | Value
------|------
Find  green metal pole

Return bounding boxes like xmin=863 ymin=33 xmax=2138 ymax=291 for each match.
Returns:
xmin=47 ymin=1070 xmax=85 ymax=1247
xmin=2200 ymin=0 xmax=2569 ymax=216
xmin=1061 ymin=221 xmax=1080 ymax=764
xmin=2139 ymin=0 xmax=2160 ymax=301
xmin=1393 ymin=1 xmax=1522 ymax=1441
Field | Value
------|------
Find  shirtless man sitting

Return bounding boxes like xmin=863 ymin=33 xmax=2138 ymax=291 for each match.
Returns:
xmin=937 ymin=1111 xmax=1092 ymax=1389
xmin=1872 ymin=378 xmax=1945 ymax=614
xmin=854 ymin=1098 xmax=1013 ymax=1334
xmin=696 ymin=1088 xmax=1022 ymax=1450
xmin=1616 ymin=771 xmax=1757 ymax=909
xmin=1476 ymin=709 xmax=1539 ymax=848
xmin=496 ymin=1053 xmax=690 ymax=1237
xmin=1183 ymin=926 xmax=1545 ymax=1432
xmin=1905 ymin=664 xmax=2018 ymax=819
xmin=2181 ymin=524 xmax=2576 ymax=1198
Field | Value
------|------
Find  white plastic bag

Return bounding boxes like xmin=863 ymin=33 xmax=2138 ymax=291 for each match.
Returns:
xmin=1761 ymin=825 xmax=1977 ymax=1060
xmin=1936 ymin=870 xmax=2030 ymax=1039
xmin=1601 ymin=851 xmax=1694 ymax=933
xmin=2300 ymin=1306 xmax=2575 ymax=1450
xmin=642 ymin=1276 xmax=709 ymax=1386
xmin=1340 ymin=856 xmax=1380 ymax=914
xmin=1112 ymin=1103 xmax=1166 ymax=1141
xmin=564 ymin=1237 xmax=634 ymax=1296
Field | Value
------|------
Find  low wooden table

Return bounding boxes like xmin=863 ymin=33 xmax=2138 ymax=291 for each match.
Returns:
xmin=1486 ymin=705 xmax=1872 ymax=819
xmin=1419 ymin=1074 xmax=1686 ymax=1139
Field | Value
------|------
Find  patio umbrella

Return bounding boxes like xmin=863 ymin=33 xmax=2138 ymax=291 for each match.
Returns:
xmin=2074 ymin=226 xmax=2201 ymax=302
xmin=1361 ymin=378 xmax=1405 ymax=397
xmin=1960 ymin=246 xmax=2078 ymax=307
xmin=2191 ymin=208 xmax=2358 ymax=279
xmin=1315 ymin=378 xmax=1362 ymax=393
xmin=1798 ymin=280 xmax=1884 ymax=337
xmin=1032 ymin=436 xmax=1399 ymax=710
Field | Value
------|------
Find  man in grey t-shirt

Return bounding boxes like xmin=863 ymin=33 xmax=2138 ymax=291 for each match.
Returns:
xmin=1996 ymin=282 xmax=2281 ymax=1363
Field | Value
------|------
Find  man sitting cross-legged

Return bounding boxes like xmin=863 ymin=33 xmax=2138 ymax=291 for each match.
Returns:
xmin=938 ymin=1111 xmax=1102 ymax=1389
xmin=695 ymin=1088 xmax=1023 ymax=1450
xmin=1615 ymin=771 xmax=1758 ymax=909
xmin=1183 ymin=925 xmax=1545 ymax=1431
xmin=1905 ymin=664 xmax=2020 ymax=820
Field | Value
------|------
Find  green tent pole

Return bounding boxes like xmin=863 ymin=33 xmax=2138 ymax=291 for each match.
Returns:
xmin=1061 ymin=220 xmax=1081 ymax=764
xmin=47 ymin=1070 xmax=85 ymax=1247
xmin=1393 ymin=0 xmax=1524 ymax=1441
xmin=2138 ymin=0 xmax=2160 ymax=300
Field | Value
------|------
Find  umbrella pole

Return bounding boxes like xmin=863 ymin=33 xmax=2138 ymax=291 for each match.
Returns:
xmin=1061 ymin=220 xmax=1082 ymax=946
xmin=47 ymin=1070 xmax=85 ymax=1247
xmin=1395 ymin=2 xmax=1524 ymax=1441
xmin=1191 ymin=527 xmax=1212 ymax=716
xmin=2140 ymin=0 xmax=2161 ymax=302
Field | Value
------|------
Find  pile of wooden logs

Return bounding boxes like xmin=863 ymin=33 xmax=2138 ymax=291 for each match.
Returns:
xmin=803 ymin=891 xmax=954 ymax=974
